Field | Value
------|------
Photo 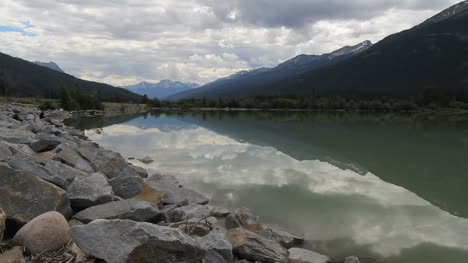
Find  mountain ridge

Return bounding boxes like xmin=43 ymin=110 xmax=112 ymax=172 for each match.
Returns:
xmin=168 ymin=40 xmax=373 ymax=100
xmin=123 ymin=80 xmax=199 ymax=99
xmin=0 ymin=52 xmax=142 ymax=102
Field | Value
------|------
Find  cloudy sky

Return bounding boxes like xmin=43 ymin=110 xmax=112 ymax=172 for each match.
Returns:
xmin=0 ymin=0 xmax=460 ymax=86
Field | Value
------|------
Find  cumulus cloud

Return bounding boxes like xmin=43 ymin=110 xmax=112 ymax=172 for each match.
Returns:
xmin=0 ymin=0 xmax=460 ymax=86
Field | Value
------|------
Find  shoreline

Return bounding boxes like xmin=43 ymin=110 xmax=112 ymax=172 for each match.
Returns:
xmin=0 ymin=103 xmax=359 ymax=263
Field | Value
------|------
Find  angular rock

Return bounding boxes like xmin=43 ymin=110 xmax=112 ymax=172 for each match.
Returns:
xmin=76 ymin=141 xmax=100 ymax=163
xmin=0 ymin=209 xmax=5 ymax=241
xmin=130 ymin=164 xmax=148 ymax=178
xmin=73 ymin=199 xmax=163 ymax=224
xmin=257 ymin=227 xmax=304 ymax=248
xmin=210 ymin=206 xmax=231 ymax=218
xmin=160 ymin=204 xmax=179 ymax=222
xmin=288 ymin=248 xmax=330 ymax=263
xmin=198 ymin=232 xmax=234 ymax=263
xmin=1 ymin=141 xmax=35 ymax=157
xmin=7 ymin=155 xmax=68 ymax=189
xmin=32 ymin=151 xmax=56 ymax=165
xmin=69 ymin=219 xmax=206 ymax=263
xmin=45 ymin=160 xmax=88 ymax=180
xmin=0 ymin=142 xmax=12 ymax=161
xmin=146 ymin=176 xmax=208 ymax=205
xmin=226 ymin=228 xmax=288 ymax=263
xmin=0 ymin=163 xmax=71 ymax=224
xmin=0 ymin=247 xmax=24 ymax=263
xmin=67 ymin=173 xmax=114 ymax=209
xmin=30 ymin=139 xmax=61 ymax=153
xmin=53 ymin=144 xmax=94 ymax=173
xmin=172 ymin=204 xmax=213 ymax=222
xmin=225 ymin=208 xmax=262 ymax=232
xmin=132 ymin=183 xmax=166 ymax=205
xmin=13 ymin=211 xmax=71 ymax=254
xmin=92 ymin=149 xmax=139 ymax=179
xmin=345 ymin=256 xmax=361 ymax=263
xmin=108 ymin=175 xmax=143 ymax=199
xmin=0 ymin=127 xmax=35 ymax=144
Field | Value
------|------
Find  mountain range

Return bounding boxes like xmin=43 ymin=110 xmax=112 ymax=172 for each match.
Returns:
xmin=34 ymin=61 xmax=64 ymax=73
xmin=168 ymin=40 xmax=373 ymax=100
xmin=123 ymin=80 xmax=199 ymax=99
xmin=0 ymin=52 xmax=142 ymax=102
xmin=169 ymin=0 xmax=468 ymax=100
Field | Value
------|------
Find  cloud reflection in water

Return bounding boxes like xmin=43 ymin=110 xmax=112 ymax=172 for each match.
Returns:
xmin=86 ymin=123 xmax=468 ymax=259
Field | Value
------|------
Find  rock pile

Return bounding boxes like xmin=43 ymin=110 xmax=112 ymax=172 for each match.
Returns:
xmin=0 ymin=104 xmax=360 ymax=263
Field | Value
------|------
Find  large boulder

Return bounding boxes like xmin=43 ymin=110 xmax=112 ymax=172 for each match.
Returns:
xmin=53 ymin=144 xmax=94 ymax=173
xmin=69 ymin=219 xmax=206 ymax=263
xmin=13 ymin=211 xmax=71 ymax=254
xmin=133 ymin=183 xmax=167 ymax=205
xmin=203 ymin=249 xmax=228 ymax=263
xmin=225 ymin=228 xmax=288 ymax=263
xmin=198 ymin=232 xmax=234 ymax=263
xmin=225 ymin=208 xmax=262 ymax=232
xmin=108 ymin=175 xmax=143 ymax=199
xmin=73 ymin=199 xmax=163 ymax=223
xmin=0 ymin=209 xmax=5 ymax=241
xmin=288 ymin=248 xmax=330 ymax=263
xmin=0 ymin=127 xmax=35 ymax=144
xmin=0 ymin=163 xmax=71 ymax=225
xmin=0 ymin=142 xmax=12 ymax=161
xmin=67 ymin=173 xmax=114 ymax=209
xmin=257 ymin=227 xmax=304 ymax=248
xmin=7 ymin=155 xmax=69 ymax=189
xmin=45 ymin=160 xmax=88 ymax=180
xmin=30 ymin=139 xmax=61 ymax=153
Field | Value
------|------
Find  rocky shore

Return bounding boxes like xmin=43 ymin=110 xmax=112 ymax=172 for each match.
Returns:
xmin=0 ymin=103 xmax=359 ymax=263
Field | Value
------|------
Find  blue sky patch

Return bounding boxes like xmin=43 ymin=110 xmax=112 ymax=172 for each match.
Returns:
xmin=0 ymin=23 xmax=36 ymax=36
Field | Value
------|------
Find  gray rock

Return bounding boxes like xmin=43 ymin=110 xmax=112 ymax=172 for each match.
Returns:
xmin=161 ymin=204 xmax=179 ymax=222
xmin=0 ymin=127 xmax=35 ymax=144
xmin=69 ymin=219 xmax=206 ymax=263
xmin=288 ymin=247 xmax=331 ymax=263
xmin=0 ymin=142 xmax=12 ymax=161
xmin=0 ymin=163 xmax=71 ymax=225
xmin=53 ymin=144 xmax=94 ymax=173
xmin=140 ymin=156 xmax=154 ymax=164
xmin=257 ymin=227 xmax=304 ymax=248
xmin=45 ymin=160 xmax=88 ymax=180
xmin=76 ymin=141 xmax=101 ymax=163
xmin=1 ymin=141 xmax=35 ymax=157
xmin=0 ymin=209 xmax=5 ymax=241
xmin=203 ymin=249 xmax=228 ymax=263
xmin=7 ymin=155 xmax=69 ymax=189
xmin=108 ymin=175 xmax=143 ymax=199
xmin=92 ymin=149 xmax=137 ymax=179
xmin=225 ymin=208 xmax=262 ymax=232
xmin=345 ymin=256 xmax=360 ymax=263
xmin=226 ymin=228 xmax=288 ymax=263
xmin=146 ymin=177 xmax=208 ymax=205
xmin=130 ymin=164 xmax=148 ymax=178
xmin=67 ymin=173 xmax=114 ymax=209
xmin=30 ymin=139 xmax=61 ymax=153
xmin=198 ymin=232 xmax=234 ymax=263
xmin=74 ymin=199 xmax=163 ymax=223
xmin=172 ymin=204 xmax=213 ymax=222
xmin=210 ymin=206 xmax=231 ymax=217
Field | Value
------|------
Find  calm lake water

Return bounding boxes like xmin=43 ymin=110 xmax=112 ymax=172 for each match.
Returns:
xmin=66 ymin=111 xmax=468 ymax=263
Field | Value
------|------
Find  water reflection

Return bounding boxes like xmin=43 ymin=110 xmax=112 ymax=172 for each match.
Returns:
xmin=72 ymin=112 xmax=468 ymax=263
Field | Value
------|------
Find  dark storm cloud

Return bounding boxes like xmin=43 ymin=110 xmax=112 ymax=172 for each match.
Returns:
xmin=203 ymin=0 xmax=457 ymax=28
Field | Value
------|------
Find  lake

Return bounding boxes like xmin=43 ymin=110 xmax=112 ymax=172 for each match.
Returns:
xmin=66 ymin=111 xmax=468 ymax=263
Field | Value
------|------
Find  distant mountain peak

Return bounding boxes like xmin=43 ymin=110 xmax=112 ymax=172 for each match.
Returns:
xmin=33 ymin=61 xmax=64 ymax=73
xmin=123 ymin=80 xmax=199 ymax=99
xmin=423 ymin=0 xmax=468 ymax=25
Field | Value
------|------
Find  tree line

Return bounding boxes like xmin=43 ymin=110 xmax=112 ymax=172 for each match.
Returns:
xmin=146 ymin=88 xmax=468 ymax=112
